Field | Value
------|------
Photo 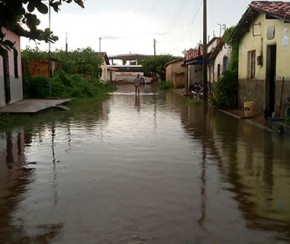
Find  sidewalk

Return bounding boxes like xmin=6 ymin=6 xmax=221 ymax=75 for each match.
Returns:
xmin=0 ymin=99 xmax=71 ymax=114
xmin=219 ymin=109 xmax=273 ymax=132
xmin=173 ymin=89 xmax=273 ymax=132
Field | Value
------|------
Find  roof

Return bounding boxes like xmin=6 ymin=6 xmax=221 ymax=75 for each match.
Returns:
xmin=208 ymin=41 xmax=225 ymax=61
xmin=96 ymin=52 xmax=110 ymax=64
xmin=231 ymin=1 xmax=290 ymax=41
xmin=250 ymin=1 xmax=290 ymax=20
xmin=164 ymin=58 xmax=185 ymax=68
xmin=184 ymin=53 xmax=211 ymax=66
xmin=109 ymin=53 xmax=155 ymax=61
xmin=207 ymin=37 xmax=222 ymax=47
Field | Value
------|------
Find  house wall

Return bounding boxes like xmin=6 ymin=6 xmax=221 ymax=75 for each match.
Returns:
xmin=165 ymin=61 xmax=187 ymax=88
xmin=188 ymin=65 xmax=202 ymax=85
xmin=0 ymin=129 xmax=27 ymax=201
xmin=207 ymin=38 xmax=219 ymax=52
xmin=0 ymin=59 xmax=5 ymax=106
xmin=100 ymin=64 xmax=108 ymax=82
xmin=0 ymin=28 xmax=23 ymax=108
xmin=213 ymin=45 xmax=231 ymax=82
xmin=165 ymin=65 xmax=171 ymax=82
xmin=238 ymin=13 xmax=290 ymax=116
xmin=29 ymin=60 xmax=58 ymax=77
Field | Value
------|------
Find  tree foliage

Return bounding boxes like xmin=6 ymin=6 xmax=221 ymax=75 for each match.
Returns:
xmin=26 ymin=71 xmax=115 ymax=99
xmin=22 ymin=47 xmax=103 ymax=79
xmin=140 ymin=55 xmax=176 ymax=81
xmin=211 ymin=26 xmax=239 ymax=109
xmin=212 ymin=70 xmax=238 ymax=109
xmin=222 ymin=26 xmax=239 ymax=75
xmin=0 ymin=0 xmax=84 ymax=56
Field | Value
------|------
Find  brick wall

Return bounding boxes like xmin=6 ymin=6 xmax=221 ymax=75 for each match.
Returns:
xmin=29 ymin=60 xmax=49 ymax=76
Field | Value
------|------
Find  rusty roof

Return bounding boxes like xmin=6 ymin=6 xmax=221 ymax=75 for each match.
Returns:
xmin=230 ymin=1 xmax=290 ymax=41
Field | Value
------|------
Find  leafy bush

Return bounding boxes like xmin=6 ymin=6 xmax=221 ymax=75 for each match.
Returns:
xmin=26 ymin=71 xmax=116 ymax=99
xmin=181 ymin=98 xmax=202 ymax=106
xmin=211 ymin=70 xmax=238 ymax=109
xmin=141 ymin=55 xmax=176 ymax=81
xmin=157 ymin=80 xmax=173 ymax=90
xmin=22 ymin=47 xmax=103 ymax=80
xmin=27 ymin=76 xmax=50 ymax=98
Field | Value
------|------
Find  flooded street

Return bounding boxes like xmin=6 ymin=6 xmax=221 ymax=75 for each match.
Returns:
xmin=1 ymin=84 xmax=290 ymax=243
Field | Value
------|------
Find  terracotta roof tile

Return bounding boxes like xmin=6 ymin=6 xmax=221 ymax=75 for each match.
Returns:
xmin=250 ymin=1 xmax=290 ymax=20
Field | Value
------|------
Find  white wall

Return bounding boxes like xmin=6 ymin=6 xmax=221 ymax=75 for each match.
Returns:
xmin=0 ymin=28 xmax=23 ymax=108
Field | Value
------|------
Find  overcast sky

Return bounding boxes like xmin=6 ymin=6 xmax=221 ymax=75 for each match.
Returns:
xmin=21 ymin=0 xmax=251 ymax=57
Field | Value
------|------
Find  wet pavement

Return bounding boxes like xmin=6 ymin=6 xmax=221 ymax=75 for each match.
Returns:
xmin=0 ymin=99 xmax=71 ymax=113
xmin=1 ymin=84 xmax=290 ymax=243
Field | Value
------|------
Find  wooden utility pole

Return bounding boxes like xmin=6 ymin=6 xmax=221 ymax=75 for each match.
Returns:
xmin=99 ymin=37 xmax=102 ymax=52
xmin=65 ymin=32 xmax=68 ymax=53
xmin=153 ymin=39 xmax=156 ymax=56
xmin=202 ymin=0 xmax=208 ymax=101
xmin=48 ymin=2 xmax=52 ymax=97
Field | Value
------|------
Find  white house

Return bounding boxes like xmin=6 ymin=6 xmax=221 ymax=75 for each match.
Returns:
xmin=184 ymin=37 xmax=231 ymax=91
xmin=208 ymin=39 xmax=231 ymax=83
xmin=0 ymin=28 xmax=23 ymax=108
xmin=96 ymin=52 xmax=110 ymax=83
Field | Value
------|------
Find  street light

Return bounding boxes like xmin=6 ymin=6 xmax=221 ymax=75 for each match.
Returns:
xmin=218 ymin=23 xmax=222 ymax=37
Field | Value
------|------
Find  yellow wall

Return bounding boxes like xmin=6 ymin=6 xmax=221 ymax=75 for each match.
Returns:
xmin=239 ymin=14 xmax=290 ymax=80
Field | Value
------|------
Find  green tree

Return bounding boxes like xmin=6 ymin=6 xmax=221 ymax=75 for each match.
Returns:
xmin=22 ymin=47 xmax=103 ymax=79
xmin=141 ymin=55 xmax=176 ymax=81
xmin=0 ymin=0 xmax=84 ymax=56
xmin=222 ymin=25 xmax=239 ymax=75
xmin=211 ymin=26 xmax=239 ymax=109
xmin=57 ymin=48 xmax=103 ymax=79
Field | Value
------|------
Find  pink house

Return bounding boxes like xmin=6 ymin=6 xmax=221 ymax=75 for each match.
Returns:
xmin=0 ymin=28 xmax=23 ymax=108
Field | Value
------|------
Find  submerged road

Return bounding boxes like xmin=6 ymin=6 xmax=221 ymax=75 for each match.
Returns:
xmin=0 ymin=84 xmax=290 ymax=243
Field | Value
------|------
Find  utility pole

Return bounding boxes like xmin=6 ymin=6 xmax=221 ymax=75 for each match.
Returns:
xmin=48 ymin=1 xmax=52 ymax=96
xmin=65 ymin=32 xmax=68 ymax=53
xmin=99 ymin=37 xmax=102 ymax=52
xmin=202 ymin=0 xmax=208 ymax=101
xmin=153 ymin=39 xmax=156 ymax=56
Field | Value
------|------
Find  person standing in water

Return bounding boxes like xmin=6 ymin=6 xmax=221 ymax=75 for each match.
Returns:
xmin=134 ymin=74 xmax=141 ymax=95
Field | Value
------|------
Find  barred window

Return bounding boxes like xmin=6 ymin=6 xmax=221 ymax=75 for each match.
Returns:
xmin=247 ymin=50 xmax=256 ymax=79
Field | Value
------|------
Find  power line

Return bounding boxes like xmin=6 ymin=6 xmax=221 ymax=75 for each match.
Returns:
xmin=182 ymin=0 xmax=203 ymax=41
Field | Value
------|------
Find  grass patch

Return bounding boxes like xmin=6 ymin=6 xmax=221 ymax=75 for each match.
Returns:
xmin=180 ymin=98 xmax=203 ymax=106
xmin=157 ymin=81 xmax=173 ymax=90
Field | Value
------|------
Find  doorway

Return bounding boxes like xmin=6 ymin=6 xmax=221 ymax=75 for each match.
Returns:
xmin=265 ymin=44 xmax=277 ymax=115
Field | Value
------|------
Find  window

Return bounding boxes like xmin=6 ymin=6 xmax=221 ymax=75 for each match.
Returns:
xmin=223 ymin=56 xmax=229 ymax=73
xmin=217 ymin=64 xmax=221 ymax=79
xmin=13 ymin=49 xmax=19 ymax=78
xmin=248 ymin=50 xmax=256 ymax=79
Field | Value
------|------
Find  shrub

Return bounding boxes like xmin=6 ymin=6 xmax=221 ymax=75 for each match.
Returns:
xmin=211 ymin=70 xmax=238 ymax=109
xmin=27 ymin=76 xmax=50 ymax=98
xmin=157 ymin=80 xmax=173 ymax=90
xmin=26 ymin=71 xmax=116 ymax=99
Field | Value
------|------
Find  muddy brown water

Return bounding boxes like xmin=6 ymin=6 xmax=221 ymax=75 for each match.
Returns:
xmin=1 ymin=84 xmax=290 ymax=243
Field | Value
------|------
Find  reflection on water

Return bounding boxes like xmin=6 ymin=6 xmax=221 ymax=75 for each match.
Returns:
xmin=0 ymin=84 xmax=290 ymax=243
xmin=0 ymin=128 xmax=63 ymax=243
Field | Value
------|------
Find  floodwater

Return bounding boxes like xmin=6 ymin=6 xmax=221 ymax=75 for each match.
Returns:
xmin=1 ymin=84 xmax=290 ymax=243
